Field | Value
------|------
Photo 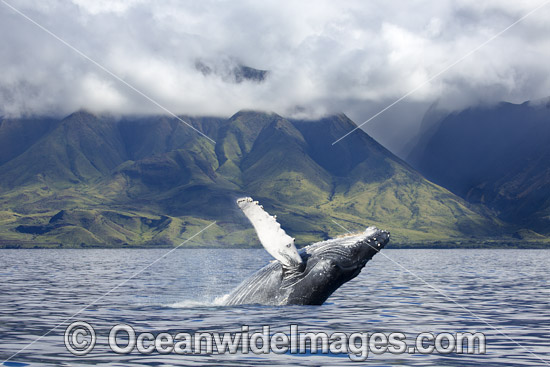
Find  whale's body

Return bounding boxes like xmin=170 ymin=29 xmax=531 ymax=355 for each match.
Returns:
xmin=223 ymin=198 xmax=390 ymax=306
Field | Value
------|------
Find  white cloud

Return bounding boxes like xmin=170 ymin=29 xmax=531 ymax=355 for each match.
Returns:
xmin=1 ymin=0 xmax=549 ymax=127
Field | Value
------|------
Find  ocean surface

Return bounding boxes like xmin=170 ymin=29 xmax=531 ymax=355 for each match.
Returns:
xmin=0 ymin=248 xmax=549 ymax=366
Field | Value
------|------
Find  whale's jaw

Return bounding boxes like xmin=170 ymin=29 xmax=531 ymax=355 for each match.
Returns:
xmin=304 ymin=227 xmax=390 ymax=273
xmin=280 ymin=228 xmax=390 ymax=305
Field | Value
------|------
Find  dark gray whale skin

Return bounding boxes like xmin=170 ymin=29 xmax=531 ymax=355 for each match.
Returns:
xmin=223 ymin=228 xmax=390 ymax=306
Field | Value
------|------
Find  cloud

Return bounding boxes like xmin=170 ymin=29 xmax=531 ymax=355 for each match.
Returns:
xmin=1 ymin=0 xmax=549 ymax=130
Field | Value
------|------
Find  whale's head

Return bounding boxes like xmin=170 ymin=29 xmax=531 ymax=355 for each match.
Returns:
xmin=283 ymin=227 xmax=390 ymax=305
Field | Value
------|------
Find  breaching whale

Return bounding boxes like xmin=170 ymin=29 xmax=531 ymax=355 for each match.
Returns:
xmin=223 ymin=197 xmax=390 ymax=306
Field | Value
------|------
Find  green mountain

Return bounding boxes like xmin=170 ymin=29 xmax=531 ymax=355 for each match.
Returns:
xmin=0 ymin=110 xmax=523 ymax=248
xmin=407 ymin=99 xmax=550 ymax=238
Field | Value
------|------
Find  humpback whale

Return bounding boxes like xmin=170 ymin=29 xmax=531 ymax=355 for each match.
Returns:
xmin=223 ymin=197 xmax=390 ymax=306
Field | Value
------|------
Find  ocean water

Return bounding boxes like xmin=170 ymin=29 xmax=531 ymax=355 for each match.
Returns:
xmin=0 ymin=248 xmax=549 ymax=366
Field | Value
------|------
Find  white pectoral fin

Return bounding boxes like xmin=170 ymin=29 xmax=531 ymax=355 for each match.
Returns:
xmin=237 ymin=197 xmax=303 ymax=267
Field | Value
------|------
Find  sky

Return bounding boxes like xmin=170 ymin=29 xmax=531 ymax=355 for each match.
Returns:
xmin=1 ymin=0 xmax=549 ymax=154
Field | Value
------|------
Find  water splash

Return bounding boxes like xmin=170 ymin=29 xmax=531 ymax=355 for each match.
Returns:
xmin=167 ymin=293 xmax=230 ymax=308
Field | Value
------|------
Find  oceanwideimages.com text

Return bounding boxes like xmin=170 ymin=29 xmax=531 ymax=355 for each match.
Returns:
xmin=65 ymin=322 xmax=486 ymax=361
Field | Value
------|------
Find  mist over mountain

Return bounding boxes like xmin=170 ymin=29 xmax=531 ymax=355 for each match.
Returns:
xmin=0 ymin=110 xmax=508 ymax=248
xmin=194 ymin=59 xmax=269 ymax=84
xmin=407 ymin=98 xmax=550 ymax=236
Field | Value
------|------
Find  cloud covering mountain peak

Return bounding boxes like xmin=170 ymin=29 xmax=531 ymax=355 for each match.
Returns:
xmin=1 ymin=0 xmax=549 ymax=125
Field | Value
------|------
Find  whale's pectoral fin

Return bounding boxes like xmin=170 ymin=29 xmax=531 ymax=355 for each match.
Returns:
xmin=237 ymin=197 xmax=303 ymax=268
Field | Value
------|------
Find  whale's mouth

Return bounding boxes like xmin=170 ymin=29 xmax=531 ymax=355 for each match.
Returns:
xmin=310 ymin=229 xmax=390 ymax=266
xmin=334 ymin=232 xmax=389 ymax=273
xmin=353 ymin=230 xmax=390 ymax=267
xmin=361 ymin=230 xmax=390 ymax=253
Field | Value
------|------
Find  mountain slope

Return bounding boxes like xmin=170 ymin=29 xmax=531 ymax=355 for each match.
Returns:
xmin=0 ymin=111 xmax=127 ymax=187
xmin=289 ymin=114 xmax=502 ymax=241
xmin=407 ymin=99 xmax=550 ymax=235
xmin=241 ymin=117 xmax=333 ymax=205
xmin=0 ymin=110 xmax=519 ymax=247
xmin=0 ymin=116 xmax=59 ymax=166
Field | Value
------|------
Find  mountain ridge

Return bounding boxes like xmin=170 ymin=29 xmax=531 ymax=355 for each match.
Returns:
xmin=0 ymin=109 xmax=532 ymax=248
xmin=407 ymin=99 xmax=550 ymax=236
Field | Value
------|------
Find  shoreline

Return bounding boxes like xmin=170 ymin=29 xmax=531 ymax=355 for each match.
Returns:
xmin=1 ymin=242 xmax=549 ymax=249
